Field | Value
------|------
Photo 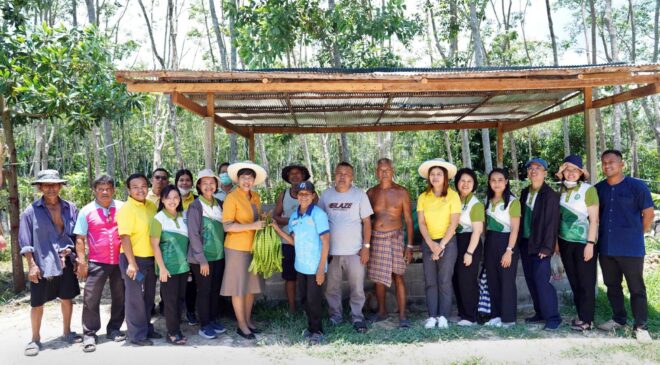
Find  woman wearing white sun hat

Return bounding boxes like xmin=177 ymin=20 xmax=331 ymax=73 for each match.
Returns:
xmin=416 ymin=158 xmax=461 ymax=330
xmin=220 ymin=161 xmax=267 ymax=340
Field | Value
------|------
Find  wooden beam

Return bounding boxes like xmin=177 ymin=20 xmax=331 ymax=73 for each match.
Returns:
xmin=206 ymin=93 xmax=214 ymax=116
xmin=247 ymin=129 xmax=255 ymax=161
xmin=253 ymin=121 xmax=500 ymax=134
xmin=584 ymin=87 xmax=597 ymax=184
xmin=171 ymin=91 xmax=249 ymax=137
xmin=284 ymin=93 xmax=299 ymax=127
xmin=203 ymin=117 xmax=215 ymax=169
xmin=454 ymin=95 xmax=493 ymax=123
xmin=374 ymin=94 xmax=393 ymax=125
xmin=223 ymin=111 xmax=527 ymax=120
xmin=213 ymin=115 xmax=249 ymax=138
xmin=503 ymin=83 xmax=660 ymax=132
xmin=125 ymin=74 xmax=660 ymax=94
xmin=497 ymin=123 xmax=504 ymax=168
xmin=517 ymin=91 xmax=582 ymax=123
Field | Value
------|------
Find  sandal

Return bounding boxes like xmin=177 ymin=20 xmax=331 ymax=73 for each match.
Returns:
xmin=63 ymin=331 xmax=83 ymax=344
xmin=24 ymin=341 xmax=42 ymax=357
xmin=398 ymin=319 xmax=412 ymax=328
xmin=82 ymin=336 xmax=96 ymax=353
xmin=353 ymin=321 xmax=368 ymax=333
xmin=571 ymin=321 xmax=592 ymax=331
xmin=166 ymin=332 xmax=187 ymax=345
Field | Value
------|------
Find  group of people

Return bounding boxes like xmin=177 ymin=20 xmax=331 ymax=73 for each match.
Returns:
xmin=17 ymin=148 xmax=654 ymax=356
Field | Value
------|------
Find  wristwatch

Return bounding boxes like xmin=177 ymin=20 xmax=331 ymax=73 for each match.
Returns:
xmin=506 ymin=246 xmax=514 ymax=252
xmin=363 ymin=243 xmax=371 ymax=249
xmin=586 ymin=240 xmax=596 ymax=245
xmin=465 ymin=251 xmax=473 ymax=256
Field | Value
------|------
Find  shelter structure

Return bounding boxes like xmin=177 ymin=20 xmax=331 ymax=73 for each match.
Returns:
xmin=116 ymin=63 xmax=660 ymax=183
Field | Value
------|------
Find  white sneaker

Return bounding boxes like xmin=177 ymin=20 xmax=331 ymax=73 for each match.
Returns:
xmin=424 ymin=317 xmax=438 ymax=329
xmin=635 ymin=328 xmax=652 ymax=343
xmin=485 ymin=317 xmax=502 ymax=327
xmin=501 ymin=321 xmax=516 ymax=328
xmin=437 ymin=316 xmax=449 ymax=329
xmin=457 ymin=319 xmax=475 ymax=327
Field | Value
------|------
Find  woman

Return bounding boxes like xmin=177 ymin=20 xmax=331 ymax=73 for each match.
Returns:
xmin=221 ymin=161 xmax=267 ymax=340
xmin=176 ymin=169 xmax=196 ymax=212
xmin=175 ymin=169 xmax=198 ymax=326
xmin=555 ymin=155 xmax=599 ymax=331
xmin=452 ymin=168 xmax=485 ymax=327
xmin=416 ymin=158 xmax=461 ymax=329
xmin=151 ymin=185 xmax=189 ymax=345
xmin=187 ymin=169 xmax=226 ymax=339
xmin=483 ymin=168 xmax=521 ymax=328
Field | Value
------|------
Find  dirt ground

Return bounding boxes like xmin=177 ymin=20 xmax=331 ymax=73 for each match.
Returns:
xmin=0 ymin=292 xmax=656 ymax=365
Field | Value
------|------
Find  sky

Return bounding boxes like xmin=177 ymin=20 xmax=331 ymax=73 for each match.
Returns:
xmin=108 ymin=0 xmax=636 ymax=70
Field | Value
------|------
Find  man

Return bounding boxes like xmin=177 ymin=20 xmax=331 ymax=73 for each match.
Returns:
xmin=595 ymin=150 xmax=654 ymax=343
xmin=117 ymin=173 xmax=160 ymax=346
xmin=366 ymin=158 xmax=413 ymax=328
xmin=214 ymin=162 xmax=234 ymax=202
xmin=518 ymin=157 xmax=562 ymax=331
xmin=319 ymin=162 xmax=373 ymax=333
xmin=74 ymin=175 xmax=126 ymax=352
xmin=273 ymin=164 xmax=311 ymax=314
xmin=146 ymin=168 xmax=169 ymax=205
xmin=19 ymin=170 xmax=81 ymax=356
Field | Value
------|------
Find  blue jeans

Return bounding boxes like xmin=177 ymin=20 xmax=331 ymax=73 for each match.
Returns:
xmin=519 ymin=239 xmax=561 ymax=326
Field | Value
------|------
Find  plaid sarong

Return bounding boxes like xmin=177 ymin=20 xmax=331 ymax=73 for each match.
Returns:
xmin=367 ymin=230 xmax=406 ymax=287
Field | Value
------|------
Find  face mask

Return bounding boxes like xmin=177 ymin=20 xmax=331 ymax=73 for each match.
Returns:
xmin=563 ymin=180 xmax=578 ymax=189
xmin=178 ymin=187 xmax=191 ymax=196
xmin=219 ymin=173 xmax=232 ymax=186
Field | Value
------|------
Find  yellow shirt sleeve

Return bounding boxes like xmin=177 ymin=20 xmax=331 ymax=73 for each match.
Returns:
xmin=116 ymin=204 xmax=134 ymax=236
xmin=448 ymin=189 xmax=461 ymax=214
xmin=222 ymin=193 xmax=237 ymax=223
xmin=416 ymin=192 xmax=426 ymax=212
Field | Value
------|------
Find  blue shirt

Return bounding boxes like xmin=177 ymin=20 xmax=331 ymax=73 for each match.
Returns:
xmin=288 ymin=204 xmax=330 ymax=275
xmin=595 ymin=176 xmax=654 ymax=257
xmin=19 ymin=197 xmax=78 ymax=277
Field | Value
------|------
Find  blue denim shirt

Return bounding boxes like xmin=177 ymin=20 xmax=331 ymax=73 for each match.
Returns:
xmin=595 ymin=176 xmax=654 ymax=257
xmin=19 ymin=197 xmax=78 ymax=278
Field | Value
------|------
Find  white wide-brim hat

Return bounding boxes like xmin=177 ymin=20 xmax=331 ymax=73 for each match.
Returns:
xmin=196 ymin=168 xmax=221 ymax=188
xmin=227 ymin=161 xmax=268 ymax=186
xmin=418 ymin=158 xmax=457 ymax=180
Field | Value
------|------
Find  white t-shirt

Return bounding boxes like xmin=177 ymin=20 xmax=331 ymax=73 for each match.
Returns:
xmin=318 ymin=185 xmax=374 ymax=255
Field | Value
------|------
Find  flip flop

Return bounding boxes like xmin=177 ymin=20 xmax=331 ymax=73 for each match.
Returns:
xmin=62 ymin=331 xmax=83 ymax=344
xmin=82 ymin=336 xmax=96 ymax=353
xmin=398 ymin=319 xmax=412 ymax=328
xmin=24 ymin=341 xmax=42 ymax=357
xmin=353 ymin=321 xmax=368 ymax=333
xmin=368 ymin=313 xmax=389 ymax=323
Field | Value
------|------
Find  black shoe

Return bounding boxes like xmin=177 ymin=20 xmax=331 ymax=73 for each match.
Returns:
xmin=147 ymin=331 xmax=163 ymax=339
xmin=525 ymin=315 xmax=544 ymax=324
xmin=186 ymin=312 xmax=199 ymax=326
xmin=236 ymin=328 xmax=256 ymax=340
xmin=131 ymin=339 xmax=153 ymax=346
xmin=106 ymin=330 xmax=126 ymax=342
xmin=248 ymin=326 xmax=262 ymax=334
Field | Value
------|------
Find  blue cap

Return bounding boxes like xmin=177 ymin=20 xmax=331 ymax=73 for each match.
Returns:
xmin=525 ymin=157 xmax=548 ymax=170
xmin=562 ymin=155 xmax=583 ymax=169
xmin=296 ymin=181 xmax=315 ymax=192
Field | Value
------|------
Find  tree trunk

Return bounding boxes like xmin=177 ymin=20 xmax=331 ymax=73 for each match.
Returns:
xmin=654 ymin=0 xmax=659 ymax=63
xmin=91 ymin=126 xmax=101 ymax=177
xmin=208 ymin=0 xmax=229 ymax=70
xmin=72 ymin=0 xmax=78 ymax=26
xmin=427 ymin=0 xmax=447 ymax=62
xmin=604 ymin=0 xmax=622 ymax=151
xmin=623 ymin=102 xmax=638 ymax=178
xmin=641 ymin=97 xmax=660 ymax=173
xmin=257 ymin=135 xmax=271 ymax=188
xmin=1 ymin=95 xmax=26 ymax=293
xmin=137 ymin=0 xmax=165 ymax=68
xmin=448 ymin=0 xmax=458 ymax=62
xmin=461 ymin=129 xmax=472 ymax=169
xmin=545 ymin=0 xmax=558 ymax=66
xmin=377 ymin=132 xmax=392 ymax=159
xmin=339 ymin=133 xmax=350 ymax=162
xmin=229 ymin=0 xmax=238 ymax=69
xmin=84 ymin=0 xmax=96 ymax=24
xmin=102 ymin=118 xmax=115 ymax=176
xmin=468 ymin=1 xmax=491 ymax=173
xmin=32 ymin=120 xmax=45 ymax=177
xmin=444 ymin=131 xmax=453 ymax=164
xmin=301 ymin=135 xmax=314 ymax=181
xmin=168 ymin=100 xmax=184 ymax=169
xmin=562 ymin=118 xmax=570 ymax=156
xmin=201 ymin=0 xmax=217 ymax=68
xmin=167 ymin=0 xmax=179 ymax=69
xmin=229 ymin=133 xmax=238 ymax=162
xmin=42 ymin=122 xmax=55 ymax=171
xmin=320 ymin=134 xmax=333 ymax=186
xmin=581 ymin=0 xmax=590 ymax=63
xmin=509 ymin=131 xmax=519 ymax=179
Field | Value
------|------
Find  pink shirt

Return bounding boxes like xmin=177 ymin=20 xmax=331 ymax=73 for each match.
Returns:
xmin=74 ymin=200 xmax=124 ymax=265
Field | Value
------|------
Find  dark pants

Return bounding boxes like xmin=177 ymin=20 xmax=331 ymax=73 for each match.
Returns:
xmin=191 ymin=259 xmax=225 ymax=327
xmin=119 ymin=254 xmax=156 ymax=342
xmin=421 ymin=236 xmax=458 ymax=318
xmin=559 ymin=239 xmax=597 ymax=323
xmin=82 ymin=262 xmax=125 ymax=337
xmin=599 ymin=255 xmax=648 ymax=329
xmin=519 ymin=238 xmax=561 ymax=326
xmin=453 ymin=232 xmax=482 ymax=323
xmin=484 ymin=231 xmax=518 ymax=323
xmin=161 ymin=273 xmax=187 ymax=335
xmin=185 ymin=271 xmax=196 ymax=314
xmin=298 ymin=272 xmax=323 ymax=334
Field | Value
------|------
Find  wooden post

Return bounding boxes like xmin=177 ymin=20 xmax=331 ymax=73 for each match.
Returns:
xmin=203 ymin=116 xmax=215 ymax=169
xmin=584 ymin=88 xmax=597 ymax=184
xmin=496 ymin=123 xmax=504 ymax=168
xmin=248 ymin=130 xmax=255 ymax=162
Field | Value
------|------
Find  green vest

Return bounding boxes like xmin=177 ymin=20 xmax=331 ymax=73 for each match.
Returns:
xmin=200 ymin=197 xmax=225 ymax=261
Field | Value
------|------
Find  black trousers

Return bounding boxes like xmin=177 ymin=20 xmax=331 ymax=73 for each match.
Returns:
xmin=558 ymin=239 xmax=597 ymax=323
xmin=519 ymin=238 xmax=561 ymax=326
xmin=298 ymin=272 xmax=323 ymax=334
xmin=599 ymin=254 xmax=648 ymax=329
xmin=161 ymin=272 xmax=187 ymax=335
xmin=484 ymin=231 xmax=518 ymax=323
xmin=119 ymin=254 xmax=156 ymax=342
xmin=185 ymin=271 xmax=196 ymax=313
xmin=191 ymin=259 xmax=225 ymax=327
xmin=82 ymin=262 xmax=125 ymax=337
xmin=453 ymin=232 xmax=482 ymax=322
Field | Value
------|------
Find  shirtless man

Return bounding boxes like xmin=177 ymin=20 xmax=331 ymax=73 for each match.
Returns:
xmin=366 ymin=158 xmax=414 ymax=327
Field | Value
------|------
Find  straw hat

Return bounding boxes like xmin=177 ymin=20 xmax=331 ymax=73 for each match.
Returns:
xmin=195 ymin=168 xmax=221 ymax=188
xmin=418 ymin=158 xmax=457 ymax=179
xmin=227 ymin=161 xmax=268 ymax=186
xmin=555 ymin=155 xmax=590 ymax=180
xmin=31 ymin=169 xmax=67 ymax=185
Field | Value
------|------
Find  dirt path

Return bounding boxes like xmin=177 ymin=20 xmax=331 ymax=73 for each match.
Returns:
xmin=0 ymin=295 xmax=656 ymax=365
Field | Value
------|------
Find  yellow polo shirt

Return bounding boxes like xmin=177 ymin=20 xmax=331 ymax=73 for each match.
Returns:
xmin=146 ymin=190 xmax=160 ymax=205
xmin=182 ymin=193 xmax=195 ymax=211
xmin=417 ymin=188 xmax=461 ymax=240
xmin=223 ymin=189 xmax=262 ymax=252
xmin=117 ymin=196 xmax=157 ymax=257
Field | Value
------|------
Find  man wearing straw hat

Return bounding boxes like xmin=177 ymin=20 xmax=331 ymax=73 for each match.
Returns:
xmin=19 ymin=169 xmax=82 ymax=356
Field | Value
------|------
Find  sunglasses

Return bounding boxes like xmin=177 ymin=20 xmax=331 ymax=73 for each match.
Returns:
xmin=153 ymin=175 xmax=168 ymax=181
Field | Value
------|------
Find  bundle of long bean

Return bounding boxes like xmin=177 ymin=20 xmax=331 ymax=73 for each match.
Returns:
xmin=248 ymin=216 xmax=283 ymax=279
